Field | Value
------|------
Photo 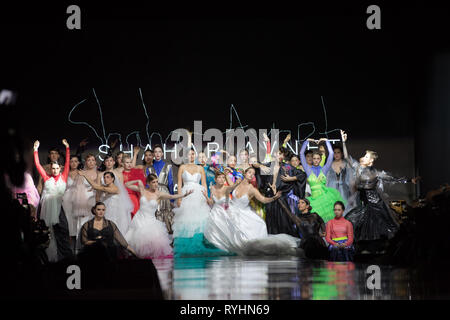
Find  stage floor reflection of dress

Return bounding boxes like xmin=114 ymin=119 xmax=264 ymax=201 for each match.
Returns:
xmin=152 ymin=256 xmax=420 ymax=300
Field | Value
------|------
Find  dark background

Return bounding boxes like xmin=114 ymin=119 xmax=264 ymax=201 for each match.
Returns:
xmin=1 ymin=1 xmax=449 ymax=197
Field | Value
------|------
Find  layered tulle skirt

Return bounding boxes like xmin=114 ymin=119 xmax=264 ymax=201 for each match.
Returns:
xmin=125 ymin=210 xmax=173 ymax=259
xmin=173 ymin=183 xmax=231 ymax=257
xmin=102 ymin=194 xmax=132 ymax=236
xmin=308 ymin=186 xmax=345 ymax=223
xmin=40 ymin=187 xmax=65 ymax=262
xmin=172 ymin=182 xmax=211 ymax=238
xmin=173 ymin=234 xmax=233 ymax=258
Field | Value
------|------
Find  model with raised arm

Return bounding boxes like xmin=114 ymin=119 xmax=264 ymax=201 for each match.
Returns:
xmin=236 ymin=149 xmax=266 ymax=219
xmin=34 ymin=139 xmax=72 ymax=262
xmin=259 ymin=147 xmax=307 ymax=236
xmin=72 ymin=153 xmax=99 ymax=236
xmin=203 ymin=171 xmax=241 ymax=253
xmin=80 ymin=170 xmax=131 ymax=236
xmin=132 ymin=145 xmax=156 ymax=178
xmin=343 ymin=133 xmax=419 ymax=254
xmin=220 ymin=167 xmax=302 ymax=256
xmin=326 ymin=130 xmax=359 ymax=214
xmin=125 ymin=174 xmax=192 ymax=258
xmin=280 ymin=198 xmax=328 ymax=259
xmin=299 ymin=138 xmax=345 ymax=223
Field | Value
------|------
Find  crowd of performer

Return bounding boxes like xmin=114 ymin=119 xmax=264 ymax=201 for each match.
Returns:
xmin=22 ymin=129 xmax=420 ymax=263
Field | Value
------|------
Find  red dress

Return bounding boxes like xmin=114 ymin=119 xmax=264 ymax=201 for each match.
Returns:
xmin=122 ymin=168 xmax=146 ymax=218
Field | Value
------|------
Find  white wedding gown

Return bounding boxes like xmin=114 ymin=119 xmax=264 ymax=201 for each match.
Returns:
xmin=40 ymin=176 xmax=67 ymax=262
xmin=101 ymin=192 xmax=131 ymax=237
xmin=72 ymin=176 xmax=96 ymax=236
xmin=172 ymin=170 xmax=235 ymax=257
xmin=172 ymin=170 xmax=211 ymax=238
xmin=204 ymin=195 xmax=236 ymax=252
xmin=125 ymin=196 xmax=173 ymax=258
xmin=98 ymin=175 xmax=133 ymax=236
xmin=62 ymin=176 xmax=78 ymax=237
xmin=206 ymin=189 xmax=302 ymax=256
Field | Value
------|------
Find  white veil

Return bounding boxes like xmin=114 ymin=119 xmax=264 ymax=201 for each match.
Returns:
xmin=114 ymin=175 xmax=134 ymax=226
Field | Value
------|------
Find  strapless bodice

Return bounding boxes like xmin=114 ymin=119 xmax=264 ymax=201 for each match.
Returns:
xmin=182 ymin=170 xmax=201 ymax=185
xmin=212 ymin=195 xmax=227 ymax=205
xmin=231 ymin=189 xmax=249 ymax=208
xmin=139 ymin=196 xmax=158 ymax=209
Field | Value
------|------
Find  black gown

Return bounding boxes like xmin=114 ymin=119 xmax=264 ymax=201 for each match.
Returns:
xmin=257 ymin=161 xmax=307 ymax=237
xmin=345 ymin=160 xmax=410 ymax=242
xmin=79 ymin=218 xmax=130 ymax=262
xmin=281 ymin=204 xmax=328 ymax=259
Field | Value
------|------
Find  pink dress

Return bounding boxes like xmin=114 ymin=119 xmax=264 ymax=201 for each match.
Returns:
xmin=6 ymin=172 xmax=40 ymax=208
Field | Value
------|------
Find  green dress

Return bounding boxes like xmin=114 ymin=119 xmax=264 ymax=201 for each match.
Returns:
xmin=307 ymin=171 xmax=345 ymax=223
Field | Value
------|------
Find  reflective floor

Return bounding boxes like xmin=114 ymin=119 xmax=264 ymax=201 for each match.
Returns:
xmin=151 ymin=256 xmax=439 ymax=300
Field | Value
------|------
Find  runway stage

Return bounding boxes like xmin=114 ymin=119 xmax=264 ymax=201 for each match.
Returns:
xmin=151 ymin=256 xmax=438 ymax=300
xmin=8 ymin=254 xmax=450 ymax=300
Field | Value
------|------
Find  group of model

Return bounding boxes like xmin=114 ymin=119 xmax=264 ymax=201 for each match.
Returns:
xmin=24 ymin=129 xmax=418 ymax=262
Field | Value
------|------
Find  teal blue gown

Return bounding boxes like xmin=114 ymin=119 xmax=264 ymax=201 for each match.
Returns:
xmin=172 ymin=170 xmax=235 ymax=257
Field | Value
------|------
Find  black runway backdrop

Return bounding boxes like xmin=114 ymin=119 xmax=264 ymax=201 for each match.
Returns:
xmin=1 ymin=1 xmax=448 ymax=197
